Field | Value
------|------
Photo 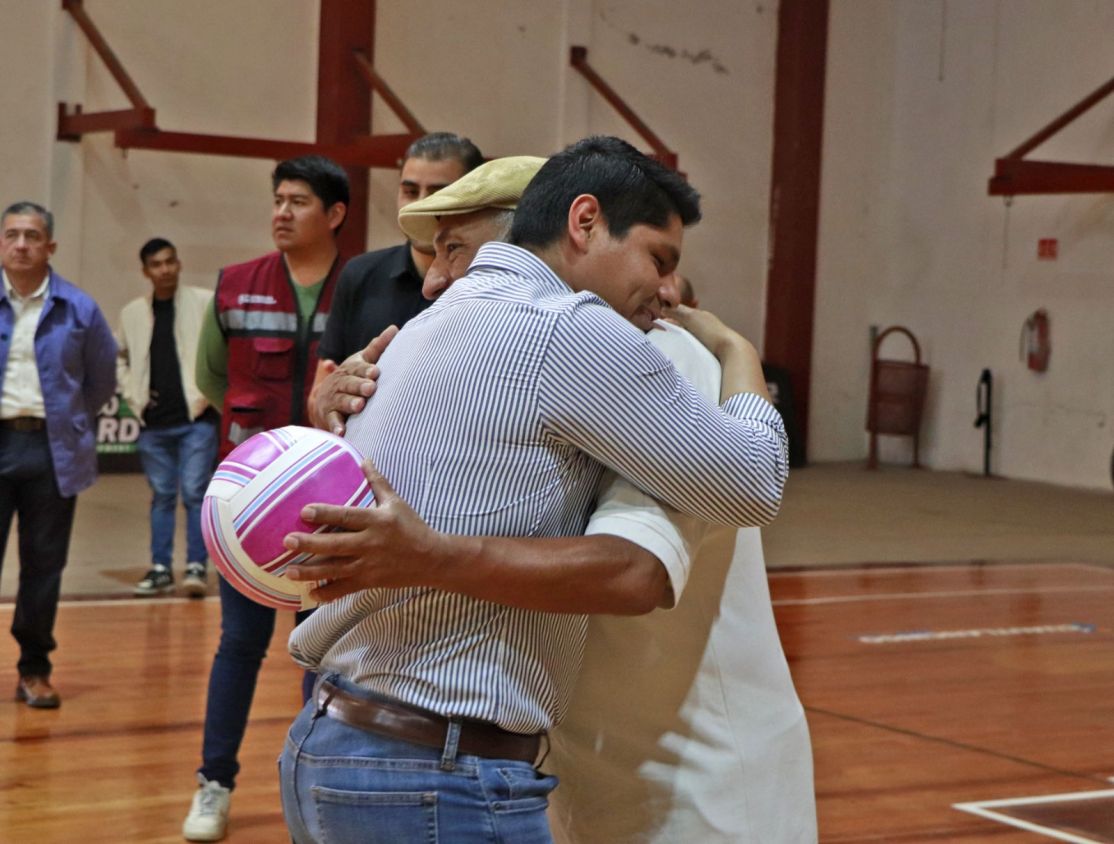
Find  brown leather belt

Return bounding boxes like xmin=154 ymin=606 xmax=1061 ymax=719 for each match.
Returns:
xmin=316 ymin=680 xmax=543 ymax=764
xmin=0 ymin=417 xmax=45 ymax=432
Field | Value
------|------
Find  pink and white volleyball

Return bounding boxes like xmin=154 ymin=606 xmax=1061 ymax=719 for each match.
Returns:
xmin=201 ymin=426 xmax=374 ymax=610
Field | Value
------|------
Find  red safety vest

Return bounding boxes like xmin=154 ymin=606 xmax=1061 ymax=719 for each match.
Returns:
xmin=214 ymin=251 xmax=337 ymax=457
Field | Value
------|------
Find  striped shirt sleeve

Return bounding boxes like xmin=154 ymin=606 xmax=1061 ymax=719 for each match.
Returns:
xmin=537 ymin=301 xmax=787 ymax=527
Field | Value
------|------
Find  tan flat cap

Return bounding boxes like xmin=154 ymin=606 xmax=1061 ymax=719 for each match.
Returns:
xmin=398 ymin=155 xmax=546 ymax=248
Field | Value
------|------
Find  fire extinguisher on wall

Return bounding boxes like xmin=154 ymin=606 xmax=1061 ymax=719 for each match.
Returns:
xmin=1020 ymin=308 xmax=1051 ymax=372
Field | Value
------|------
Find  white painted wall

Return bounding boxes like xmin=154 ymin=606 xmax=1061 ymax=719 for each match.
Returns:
xmin=2 ymin=0 xmax=319 ymax=317
xmin=816 ymin=0 xmax=1114 ymax=490
xmin=0 ymin=0 xmax=775 ymax=347
xmin=368 ymin=0 xmax=777 ymax=341
xmin=7 ymin=0 xmax=1105 ymax=490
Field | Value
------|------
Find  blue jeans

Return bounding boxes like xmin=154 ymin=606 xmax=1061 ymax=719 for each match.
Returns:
xmin=136 ymin=418 xmax=218 ymax=566
xmin=0 ymin=429 xmax=76 ymax=677
xmin=279 ymin=674 xmax=558 ymax=844
xmin=199 ymin=576 xmax=314 ymax=788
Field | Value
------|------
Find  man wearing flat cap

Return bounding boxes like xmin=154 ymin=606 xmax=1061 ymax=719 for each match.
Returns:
xmin=280 ymin=140 xmax=804 ymax=843
xmin=311 ymin=156 xmax=545 ymax=436
xmin=400 ymin=155 xmax=544 ymax=302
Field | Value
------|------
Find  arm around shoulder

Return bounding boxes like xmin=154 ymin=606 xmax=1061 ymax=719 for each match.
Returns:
xmin=667 ymin=305 xmax=770 ymax=403
xmin=539 ymin=305 xmax=787 ymax=527
xmin=285 ymin=460 xmax=673 ymax=615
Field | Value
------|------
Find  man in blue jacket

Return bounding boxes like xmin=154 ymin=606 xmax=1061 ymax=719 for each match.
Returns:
xmin=0 ymin=201 xmax=117 ymax=708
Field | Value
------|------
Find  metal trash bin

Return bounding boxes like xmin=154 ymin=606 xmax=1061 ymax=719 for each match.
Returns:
xmin=866 ymin=326 xmax=929 ymax=469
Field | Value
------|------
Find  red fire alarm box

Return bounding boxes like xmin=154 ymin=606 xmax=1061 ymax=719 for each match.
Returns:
xmin=1037 ymin=238 xmax=1058 ymax=260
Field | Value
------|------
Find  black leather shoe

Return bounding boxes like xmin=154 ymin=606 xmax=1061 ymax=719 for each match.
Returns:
xmin=16 ymin=675 xmax=61 ymax=708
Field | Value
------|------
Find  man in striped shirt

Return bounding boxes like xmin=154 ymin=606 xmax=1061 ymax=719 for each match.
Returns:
xmin=279 ymin=137 xmax=789 ymax=843
xmin=293 ymin=155 xmax=815 ymax=842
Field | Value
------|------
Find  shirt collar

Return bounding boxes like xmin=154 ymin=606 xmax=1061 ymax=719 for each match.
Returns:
xmin=467 ymin=242 xmax=573 ymax=297
xmin=2 ymin=267 xmax=51 ymax=302
xmin=388 ymin=242 xmax=422 ymax=283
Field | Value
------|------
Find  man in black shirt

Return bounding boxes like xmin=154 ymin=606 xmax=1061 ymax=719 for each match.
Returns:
xmin=117 ymin=238 xmax=218 ymax=598
xmin=309 ymin=133 xmax=482 ymax=425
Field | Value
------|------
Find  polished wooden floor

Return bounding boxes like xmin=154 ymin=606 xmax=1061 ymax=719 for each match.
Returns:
xmin=774 ymin=561 xmax=1114 ymax=843
xmin=0 ymin=600 xmax=303 ymax=843
xmin=2 ymin=561 xmax=1112 ymax=842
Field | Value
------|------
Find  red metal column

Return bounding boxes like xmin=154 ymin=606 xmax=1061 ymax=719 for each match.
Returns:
xmin=318 ymin=0 xmax=375 ymax=259
xmin=763 ymin=0 xmax=829 ymax=465
xmin=569 ymin=47 xmax=678 ymax=170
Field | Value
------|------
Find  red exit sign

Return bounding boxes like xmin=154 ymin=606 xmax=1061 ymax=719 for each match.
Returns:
xmin=1037 ymin=238 xmax=1058 ymax=259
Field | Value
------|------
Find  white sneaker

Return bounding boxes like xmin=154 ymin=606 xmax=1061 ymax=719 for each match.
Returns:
xmin=182 ymin=774 xmax=231 ymax=841
xmin=182 ymin=563 xmax=207 ymax=599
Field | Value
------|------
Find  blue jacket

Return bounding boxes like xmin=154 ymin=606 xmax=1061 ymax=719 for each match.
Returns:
xmin=0 ymin=269 xmax=117 ymax=497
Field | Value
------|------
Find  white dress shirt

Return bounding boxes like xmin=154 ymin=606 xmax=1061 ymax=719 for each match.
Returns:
xmin=1 ymin=269 xmax=49 ymax=419
xmin=549 ymin=322 xmax=817 ymax=843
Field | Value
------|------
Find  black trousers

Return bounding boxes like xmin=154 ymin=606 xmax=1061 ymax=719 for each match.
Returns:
xmin=0 ymin=428 xmax=77 ymax=677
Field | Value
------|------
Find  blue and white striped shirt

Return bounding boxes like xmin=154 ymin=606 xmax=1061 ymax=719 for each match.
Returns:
xmin=288 ymin=242 xmax=788 ymax=733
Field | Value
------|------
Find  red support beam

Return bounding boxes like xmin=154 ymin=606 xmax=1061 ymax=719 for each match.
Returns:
xmin=989 ymin=159 xmax=1114 ymax=196
xmin=57 ymin=0 xmax=424 ymax=267
xmin=763 ymin=0 xmax=830 ymax=465
xmin=113 ymin=129 xmax=414 ymax=170
xmin=318 ymin=0 xmax=375 ymax=259
xmin=988 ymin=74 xmax=1114 ymax=196
xmin=570 ymin=46 xmax=678 ymax=170
xmin=353 ymin=50 xmax=425 ymax=136
xmin=57 ymin=104 xmax=155 ymax=140
xmin=1004 ymin=75 xmax=1114 ymax=161
xmin=62 ymin=0 xmax=150 ymax=110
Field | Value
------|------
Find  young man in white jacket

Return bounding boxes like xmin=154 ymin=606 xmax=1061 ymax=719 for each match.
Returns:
xmin=117 ymin=238 xmax=217 ymax=598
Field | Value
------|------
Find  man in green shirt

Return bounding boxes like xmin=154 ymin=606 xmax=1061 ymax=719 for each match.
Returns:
xmin=185 ymin=155 xmax=348 ymax=843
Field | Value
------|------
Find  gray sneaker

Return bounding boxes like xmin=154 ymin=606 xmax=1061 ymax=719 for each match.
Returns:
xmin=182 ymin=774 xmax=231 ymax=841
xmin=133 ymin=565 xmax=174 ymax=597
xmin=182 ymin=563 xmax=207 ymax=599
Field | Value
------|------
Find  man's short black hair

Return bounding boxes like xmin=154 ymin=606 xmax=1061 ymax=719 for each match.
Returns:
xmin=404 ymin=132 xmax=484 ymax=174
xmin=139 ymin=237 xmax=175 ymax=265
xmin=272 ymin=155 xmax=350 ymax=215
xmin=2 ymin=201 xmax=54 ymax=238
xmin=509 ymin=136 xmax=701 ymax=249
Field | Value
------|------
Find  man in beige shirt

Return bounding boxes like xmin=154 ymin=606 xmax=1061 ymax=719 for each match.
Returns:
xmin=117 ymin=237 xmax=217 ymax=598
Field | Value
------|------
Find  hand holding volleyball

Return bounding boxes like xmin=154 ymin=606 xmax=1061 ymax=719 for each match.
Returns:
xmin=201 ymin=426 xmax=375 ymax=610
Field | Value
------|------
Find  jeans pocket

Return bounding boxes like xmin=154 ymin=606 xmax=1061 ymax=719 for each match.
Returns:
xmin=491 ymin=765 xmax=557 ymax=814
xmin=313 ymin=786 xmax=438 ymax=844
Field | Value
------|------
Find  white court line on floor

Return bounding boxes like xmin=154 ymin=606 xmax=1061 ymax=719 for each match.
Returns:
xmin=954 ymin=788 xmax=1114 ymax=844
xmin=0 ymin=595 xmax=219 ymax=611
xmin=768 ymin=562 xmax=1109 ymax=578
xmin=858 ymin=622 xmax=1094 ymax=645
xmin=2 ymin=568 xmax=1110 ymax=612
xmin=770 ymin=584 xmax=1114 ymax=607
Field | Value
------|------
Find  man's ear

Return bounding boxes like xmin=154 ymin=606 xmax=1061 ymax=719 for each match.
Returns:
xmin=327 ymin=202 xmax=348 ymax=233
xmin=566 ymin=194 xmax=601 ymax=253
